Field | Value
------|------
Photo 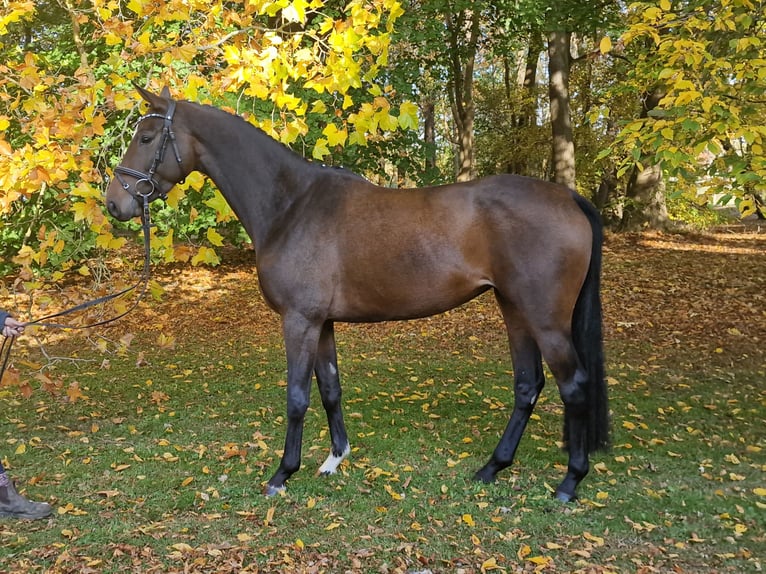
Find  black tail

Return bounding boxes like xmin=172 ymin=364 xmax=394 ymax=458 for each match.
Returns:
xmin=571 ymin=192 xmax=610 ymax=452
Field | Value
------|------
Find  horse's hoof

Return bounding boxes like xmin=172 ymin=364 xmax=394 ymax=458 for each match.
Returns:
xmin=263 ymin=483 xmax=285 ymax=497
xmin=553 ymin=489 xmax=577 ymax=503
xmin=473 ymin=469 xmax=496 ymax=484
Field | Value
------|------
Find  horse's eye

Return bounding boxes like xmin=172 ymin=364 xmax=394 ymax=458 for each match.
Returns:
xmin=140 ymin=134 xmax=154 ymax=144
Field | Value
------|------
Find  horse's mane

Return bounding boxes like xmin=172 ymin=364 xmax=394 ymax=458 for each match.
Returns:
xmin=191 ymin=100 xmax=313 ymax=166
xmin=188 ymin=99 xmax=368 ymax=182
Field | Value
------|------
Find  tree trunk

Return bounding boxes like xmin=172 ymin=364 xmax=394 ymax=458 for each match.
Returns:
xmin=519 ymin=30 xmax=543 ymax=129
xmin=446 ymin=8 xmax=480 ymax=182
xmin=422 ymin=98 xmax=437 ymax=175
xmin=621 ymin=86 xmax=671 ymax=230
xmin=548 ymin=30 xmax=576 ymax=190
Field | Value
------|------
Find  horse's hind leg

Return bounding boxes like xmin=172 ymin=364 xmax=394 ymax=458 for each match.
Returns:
xmin=314 ymin=322 xmax=351 ymax=475
xmin=537 ymin=330 xmax=590 ymax=502
xmin=475 ymin=323 xmax=545 ymax=483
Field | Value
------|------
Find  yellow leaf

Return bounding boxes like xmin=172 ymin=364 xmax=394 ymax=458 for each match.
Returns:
xmin=312 ymin=138 xmax=330 ymax=159
xmin=181 ymin=477 xmax=194 ymax=487
xmin=599 ymin=36 xmax=612 ymax=54
xmin=157 ymin=333 xmax=176 ymax=350
xmin=203 ymin=190 xmax=235 ymax=222
xmin=754 ymin=487 xmax=766 ymax=496
xmin=282 ymin=0 xmax=309 ymax=23
xmin=126 ymin=0 xmax=147 ymax=16
xmin=191 ymin=246 xmax=220 ymax=267
xmin=384 ymin=483 xmax=403 ymax=500
xmin=264 ymin=506 xmax=275 ymax=527
xmin=398 ymin=101 xmax=419 ymax=130
xmin=462 ymin=513 xmax=475 ymax=527
xmin=171 ymin=543 xmax=194 ymax=554
xmin=15 ymin=443 xmax=26 ymax=455
xmin=325 ymin=522 xmax=341 ymax=530
xmin=97 ymin=490 xmax=120 ymax=498
xmin=236 ymin=532 xmax=253 ymax=542
xmin=67 ymin=382 xmax=88 ymax=402
xmin=480 ymin=556 xmax=498 ymax=572
xmin=738 ymin=198 xmax=756 ymax=218
xmin=659 ymin=0 xmax=671 ymax=10
xmin=311 ymin=100 xmax=327 ymax=114
xmin=322 ymin=123 xmax=348 ymax=147
xmin=584 ymin=531 xmax=605 ymax=546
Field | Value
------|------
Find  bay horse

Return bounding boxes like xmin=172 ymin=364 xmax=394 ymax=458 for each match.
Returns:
xmin=106 ymin=86 xmax=609 ymax=502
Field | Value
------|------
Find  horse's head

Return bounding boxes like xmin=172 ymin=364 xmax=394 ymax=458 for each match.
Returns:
xmin=106 ymin=85 xmax=194 ymax=221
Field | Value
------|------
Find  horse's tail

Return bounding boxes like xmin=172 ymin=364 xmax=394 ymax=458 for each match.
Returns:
xmin=571 ymin=192 xmax=610 ymax=453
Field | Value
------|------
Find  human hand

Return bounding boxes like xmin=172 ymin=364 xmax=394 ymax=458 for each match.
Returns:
xmin=2 ymin=317 xmax=25 ymax=338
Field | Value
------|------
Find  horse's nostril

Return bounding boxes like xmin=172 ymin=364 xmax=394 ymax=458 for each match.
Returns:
xmin=107 ymin=200 xmax=117 ymax=216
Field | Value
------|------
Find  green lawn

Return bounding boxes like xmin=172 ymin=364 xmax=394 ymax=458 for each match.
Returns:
xmin=1 ymin=232 xmax=764 ymax=573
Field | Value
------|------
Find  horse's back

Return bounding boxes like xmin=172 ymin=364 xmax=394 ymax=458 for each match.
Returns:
xmin=316 ymin=174 xmax=594 ymax=322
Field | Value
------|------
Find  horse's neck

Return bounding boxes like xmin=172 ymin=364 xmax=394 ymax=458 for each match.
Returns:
xmin=190 ymin=105 xmax=313 ymax=251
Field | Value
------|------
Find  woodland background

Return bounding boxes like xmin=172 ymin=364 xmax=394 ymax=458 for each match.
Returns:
xmin=0 ymin=2 xmax=765 ymax=572
xmin=0 ymin=0 xmax=765 ymax=282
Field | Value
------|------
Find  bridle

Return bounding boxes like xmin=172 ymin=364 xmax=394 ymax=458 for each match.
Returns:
xmin=113 ymin=99 xmax=183 ymax=206
xmin=1 ymin=102 xmax=186 ymax=384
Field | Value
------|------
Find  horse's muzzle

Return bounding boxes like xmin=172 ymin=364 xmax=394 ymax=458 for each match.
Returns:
xmin=106 ymin=187 xmax=142 ymax=221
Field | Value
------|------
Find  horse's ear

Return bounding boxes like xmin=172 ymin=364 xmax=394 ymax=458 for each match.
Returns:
xmin=132 ymin=82 xmax=169 ymax=109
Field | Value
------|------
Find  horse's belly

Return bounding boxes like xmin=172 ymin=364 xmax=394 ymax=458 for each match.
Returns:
xmin=332 ymin=270 xmax=492 ymax=322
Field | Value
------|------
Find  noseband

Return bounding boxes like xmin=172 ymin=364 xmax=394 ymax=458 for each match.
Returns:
xmin=114 ymin=99 xmax=183 ymax=203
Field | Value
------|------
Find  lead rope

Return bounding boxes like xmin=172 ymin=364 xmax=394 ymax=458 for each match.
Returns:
xmin=0 ymin=195 xmax=153 ymax=383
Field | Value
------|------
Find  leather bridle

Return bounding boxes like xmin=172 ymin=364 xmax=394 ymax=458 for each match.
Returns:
xmin=114 ymin=99 xmax=183 ymax=204
xmin=1 ymin=103 xmax=184 ymax=382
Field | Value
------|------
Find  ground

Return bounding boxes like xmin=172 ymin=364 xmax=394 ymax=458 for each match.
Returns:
xmin=0 ymin=226 xmax=764 ymax=573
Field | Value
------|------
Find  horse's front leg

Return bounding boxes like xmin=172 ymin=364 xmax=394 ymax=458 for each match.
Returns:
xmin=265 ymin=314 xmax=322 ymax=496
xmin=314 ymin=322 xmax=351 ymax=475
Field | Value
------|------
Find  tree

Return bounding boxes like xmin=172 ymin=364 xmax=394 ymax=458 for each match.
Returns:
xmin=606 ymin=0 xmax=766 ymax=224
xmin=620 ymin=86 xmax=671 ymax=230
xmin=548 ymin=30 xmax=576 ymax=189
xmin=0 ymin=0 xmax=418 ymax=277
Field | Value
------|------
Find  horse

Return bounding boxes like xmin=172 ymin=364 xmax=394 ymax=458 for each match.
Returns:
xmin=106 ymin=86 xmax=609 ymax=502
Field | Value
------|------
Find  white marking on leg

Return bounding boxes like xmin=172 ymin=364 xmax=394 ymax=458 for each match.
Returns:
xmin=318 ymin=442 xmax=351 ymax=475
xmin=264 ymin=483 xmax=286 ymax=497
xmin=329 ymin=362 xmax=337 ymax=376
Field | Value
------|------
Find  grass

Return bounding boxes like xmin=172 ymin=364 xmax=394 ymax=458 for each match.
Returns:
xmin=1 ymin=230 xmax=764 ymax=572
xmin=1 ymin=327 xmax=763 ymax=573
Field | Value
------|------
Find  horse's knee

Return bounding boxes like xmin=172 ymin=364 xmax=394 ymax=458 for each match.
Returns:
xmin=319 ymin=382 xmax=342 ymax=410
xmin=286 ymin=390 xmax=310 ymax=420
xmin=559 ymin=368 xmax=588 ymax=411
xmin=514 ymin=370 xmax=544 ymax=410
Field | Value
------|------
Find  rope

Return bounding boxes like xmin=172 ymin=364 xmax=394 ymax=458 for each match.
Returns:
xmin=1 ymin=195 xmax=153 ymax=384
